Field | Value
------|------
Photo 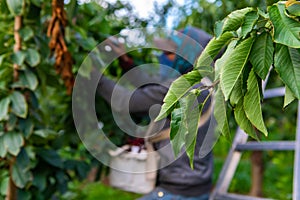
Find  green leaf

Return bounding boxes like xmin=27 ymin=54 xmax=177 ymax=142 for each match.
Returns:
xmin=19 ymin=119 xmax=34 ymax=139
xmin=4 ymin=132 xmax=24 ymax=156
xmin=12 ymin=150 xmax=33 ymax=188
xmin=0 ymin=136 xmax=7 ymax=158
xmin=286 ymin=3 xmax=300 ymax=17
xmin=12 ymin=70 xmax=38 ymax=90
xmin=269 ymin=4 xmax=300 ymax=48
xmin=0 ymin=54 xmax=8 ymax=66
xmin=25 ymin=48 xmax=41 ymax=67
xmin=214 ymin=89 xmax=231 ymax=138
xmin=0 ymin=63 xmax=13 ymax=80
xmin=249 ymin=32 xmax=274 ymax=80
xmin=19 ymin=27 xmax=34 ymax=41
xmin=0 ymin=177 xmax=9 ymax=196
xmin=155 ymin=70 xmax=202 ymax=121
xmin=30 ymin=0 xmax=42 ymax=7
xmin=216 ymin=7 xmax=254 ymax=38
xmin=16 ymin=148 xmax=31 ymax=171
xmin=33 ymin=129 xmax=58 ymax=139
xmin=170 ymin=89 xmax=203 ymax=169
xmin=183 ymin=91 xmax=202 ymax=169
xmin=77 ymin=37 xmax=98 ymax=51
xmin=10 ymin=91 xmax=28 ymax=118
xmin=214 ymin=21 xmax=224 ymax=38
xmin=17 ymin=190 xmax=32 ymax=200
xmin=234 ymin=99 xmax=258 ymax=139
xmin=170 ymin=107 xmax=187 ymax=157
xmin=257 ymin=8 xmax=269 ymax=18
xmin=32 ymin=171 xmax=47 ymax=191
xmin=0 ymin=97 xmax=10 ymax=121
xmin=215 ymin=40 xmax=237 ymax=81
xmin=37 ymin=149 xmax=63 ymax=168
xmin=196 ymin=32 xmax=236 ymax=68
xmin=241 ymin=11 xmax=259 ymax=38
xmin=229 ymin=76 xmax=243 ymax=106
xmin=284 ymin=86 xmax=296 ymax=108
xmin=220 ymin=37 xmax=254 ymax=100
xmin=244 ymin=69 xmax=268 ymax=136
xmin=197 ymin=66 xmax=214 ymax=81
xmin=78 ymin=55 xmax=92 ymax=79
xmin=274 ymin=44 xmax=300 ymax=99
xmin=6 ymin=0 xmax=25 ymax=16
xmin=11 ymin=51 xmax=26 ymax=66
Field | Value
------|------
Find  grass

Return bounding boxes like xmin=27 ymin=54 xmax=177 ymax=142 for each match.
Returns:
xmin=60 ymin=181 xmax=142 ymax=200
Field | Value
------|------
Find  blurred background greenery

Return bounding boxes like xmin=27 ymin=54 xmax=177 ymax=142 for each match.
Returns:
xmin=0 ymin=0 xmax=296 ymax=199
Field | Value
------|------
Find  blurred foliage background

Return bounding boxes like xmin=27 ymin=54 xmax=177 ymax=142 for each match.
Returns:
xmin=0 ymin=0 xmax=296 ymax=199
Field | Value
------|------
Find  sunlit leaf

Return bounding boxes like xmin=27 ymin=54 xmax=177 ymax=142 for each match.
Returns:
xmin=184 ymin=91 xmax=202 ymax=169
xmin=170 ymin=107 xmax=187 ymax=157
xmin=241 ymin=11 xmax=259 ymax=38
xmin=269 ymin=4 xmax=300 ymax=48
xmin=214 ymin=88 xmax=231 ymax=138
xmin=155 ymin=70 xmax=202 ymax=121
xmin=0 ymin=54 xmax=8 ymax=66
xmin=6 ymin=0 xmax=25 ymax=16
xmin=4 ymin=132 xmax=24 ymax=156
xmin=249 ymin=32 xmax=274 ymax=80
xmin=229 ymin=77 xmax=243 ymax=106
xmin=244 ymin=69 xmax=268 ymax=136
xmin=215 ymin=40 xmax=237 ymax=81
xmin=234 ymin=99 xmax=258 ymax=139
xmin=196 ymin=32 xmax=236 ymax=68
xmin=0 ymin=176 xmax=8 ymax=196
xmin=284 ymin=86 xmax=296 ymax=108
xmin=274 ymin=44 xmax=300 ymax=99
xmin=220 ymin=37 xmax=254 ymax=100
xmin=286 ymin=2 xmax=300 ymax=16
xmin=216 ymin=7 xmax=254 ymax=38
xmin=214 ymin=21 xmax=224 ymax=38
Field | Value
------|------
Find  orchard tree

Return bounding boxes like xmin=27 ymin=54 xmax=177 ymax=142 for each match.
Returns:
xmin=0 ymin=0 xmax=157 ymax=199
xmin=156 ymin=0 xmax=300 ymax=165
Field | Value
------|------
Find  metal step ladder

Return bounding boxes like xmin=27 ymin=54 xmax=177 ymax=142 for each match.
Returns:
xmin=210 ymin=86 xmax=300 ymax=200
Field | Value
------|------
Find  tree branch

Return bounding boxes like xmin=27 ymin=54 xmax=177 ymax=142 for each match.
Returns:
xmin=13 ymin=16 xmax=22 ymax=82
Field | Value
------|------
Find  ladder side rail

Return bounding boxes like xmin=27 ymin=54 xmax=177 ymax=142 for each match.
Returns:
xmin=210 ymin=74 xmax=284 ymax=199
xmin=209 ymin=129 xmax=248 ymax=199
xmin=293 ymin=101 xmax=300 ymax=200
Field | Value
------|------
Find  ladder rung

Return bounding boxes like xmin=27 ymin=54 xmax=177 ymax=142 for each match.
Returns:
xmin=214 ymin=193 xmax=274 ymax=200
xmin=235 ymin=141 xmax=295 ymax=151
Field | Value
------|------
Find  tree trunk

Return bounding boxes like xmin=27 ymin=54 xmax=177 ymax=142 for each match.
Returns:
xmin=13 ymin=16 xmax=22 ymax=82
xmin=86 ymin=166 xmax=99 ymax=182
xmin=6 ymin=162 xmax=17 ymax=200
xmin=250 ymin=150 xmax=264 ymax=197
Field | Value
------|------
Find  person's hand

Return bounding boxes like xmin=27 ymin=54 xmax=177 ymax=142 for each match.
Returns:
xmin=106 ymin=37 xmax=130 ymax=62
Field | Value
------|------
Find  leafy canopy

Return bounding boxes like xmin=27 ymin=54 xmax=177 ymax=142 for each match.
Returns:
xmin=156 ymin=0 xmax=300 ymax=167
